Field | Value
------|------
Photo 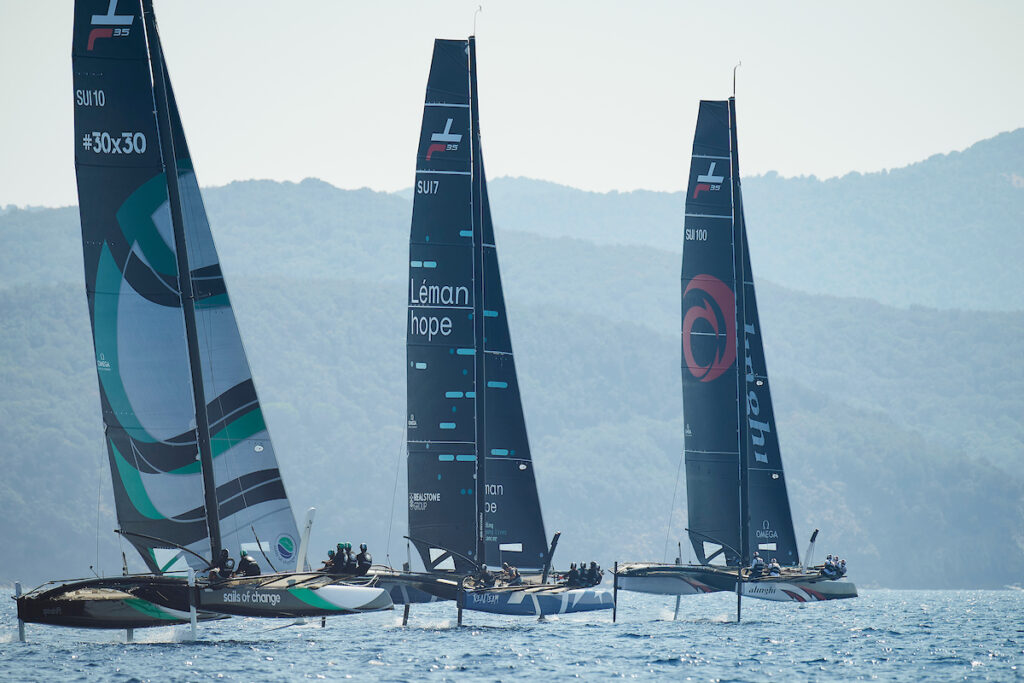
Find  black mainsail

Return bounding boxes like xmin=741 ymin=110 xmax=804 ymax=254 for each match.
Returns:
xmin=72 ymin=0 xmax=300 ymax=573
xmin=406 ymin=38 xmax=548 ymax=574
xmin=682 ymin=99 xmax=798 ymax=567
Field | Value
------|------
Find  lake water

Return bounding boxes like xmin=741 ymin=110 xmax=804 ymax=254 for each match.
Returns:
xmin=2 ymin=588 xmax=1021 ymax=680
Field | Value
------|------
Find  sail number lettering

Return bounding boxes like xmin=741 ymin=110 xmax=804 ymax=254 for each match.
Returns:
xmin=685 ymin=228 xmax=708 ymax=241
xmin=484 ymin=502 xmax=497 ymax=513
xmin=82 ymin=131 xmax=147 ymax=155
xmin=75 ymin=89 xmax=105 ymax=107
xmin=416 ymin=180 xmax=440 ymax=194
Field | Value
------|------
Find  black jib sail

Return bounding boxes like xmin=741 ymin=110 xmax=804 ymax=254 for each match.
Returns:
xmin=72 ymin=0 xmax=300 ymax=574
xmin=681 ymin=99 xmax=798 ymax=567
xmin=406 ymin=38 xmax=548 ymax=575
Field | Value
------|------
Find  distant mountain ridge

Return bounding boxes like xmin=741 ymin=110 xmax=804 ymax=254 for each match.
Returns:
xmin=485 ymin=127 xmax=1024 ymax=311
xmin=1 ymin=129 xmax=1021 ymax=588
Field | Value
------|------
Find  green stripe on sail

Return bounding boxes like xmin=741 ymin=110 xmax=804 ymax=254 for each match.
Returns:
xmin=169 ymin=408 xmax=267 ymax=475
xmin=123 ymin=597 xmax=183 ymax=621
xmin=287 ymin=588 xmax=344 ymax=612
xmin=195 ymin=293 xmax=229 ymax=309
xmin=94 ymin=243 xmax=156 ymax=444
xmin=111 ymin=439 xmax=165 ymax=520
xmin=116 ymin=173 xmax=178 ymax=277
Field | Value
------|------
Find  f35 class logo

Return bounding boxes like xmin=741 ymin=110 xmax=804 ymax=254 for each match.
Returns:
xmin=87 ymin=0 xmax=133 ymax=51
xmin=426 ymin=118 xmax=462 ymax=160
xmin=692 ymin=162 xmax=725 ymax=199
xmin=682 ymin=274 xmax=736 ymax=382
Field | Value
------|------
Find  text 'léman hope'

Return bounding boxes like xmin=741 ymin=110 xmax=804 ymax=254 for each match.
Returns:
xmin=409 ymin=278 xmax=471 ymax=341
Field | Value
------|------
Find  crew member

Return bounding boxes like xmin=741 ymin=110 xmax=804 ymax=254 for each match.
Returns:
xmin=320 ymin=549 xmax=337 ymax=572
xmin=750 ymin=552 xmax=765 ymax=578
xmin=566 ymin=563 xmax=580 ymax=587
xmin=237 ymin=550 xmax=261 ymax=577
xmin=355 ymin=543 xmax=372 ymax=576
xmin=209 ymin=548 xmax=234 ymax=581
xmin=768 ymin=558 xmax=781 ymax=577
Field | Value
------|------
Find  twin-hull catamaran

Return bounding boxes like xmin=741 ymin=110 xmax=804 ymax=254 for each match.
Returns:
xmin=15 ymin=0 xmax=392 ymax=633
xmin=614 ymin=98 xmax=856 ymax=605
xmin=402 ymin=37 xmax=612 ymax=617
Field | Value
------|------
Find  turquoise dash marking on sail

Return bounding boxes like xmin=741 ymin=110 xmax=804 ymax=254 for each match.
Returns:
xmin=465 ymin=391 xmax=476 ymax=398
xmin=456 ymin=455 xmax=477 ymax=462
xmin=424 ymin=261 xmax=437 ymax=268
xmin=410 ymin=260 xmax=423 ymax=267
xmin=438 ymin=454 xmax=455 ymax=462
xmin=445 ymin=391 xmax=464 ymax=398
xmin=456 ymin=348 xmax=475 ymax=355
xmin=459 ymin=230 xmax=472 ymax=237
xmin=440 ymin=422 xmax=456 ymax=429
xmin=490 ymin=449 xmax=509 ymax=456
xmin=483 ymin=310 xmax=499 ymax=317
xmin=415 ymin=362 xmax=427 ymax=369
xmin=487 ymin=381 xmax=508 ymax=389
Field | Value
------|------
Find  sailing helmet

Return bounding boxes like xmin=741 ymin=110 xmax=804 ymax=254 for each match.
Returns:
xmin=360 ymin=544 xmax=367 ymax=551
xmin=328 ymin=550 xmax=335 ymax=558
xmin=240 ymin=550 xmax=247 ymax=557
xmin=337 ymin=543 xmax=344 ymax=550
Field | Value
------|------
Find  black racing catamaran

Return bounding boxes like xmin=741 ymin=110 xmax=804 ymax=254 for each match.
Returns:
xmin=15 ymin=0 xmax=391 ymax=633
xmin=402 ymin=37 xmax=612 ymax=617
xmin=615 ymin=98 xmax=856 ymax=606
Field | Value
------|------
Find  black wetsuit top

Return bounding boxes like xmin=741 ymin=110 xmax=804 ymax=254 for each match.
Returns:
xmin=355 ymin=551 xmax=372 ymax=576
xmin=237 ymin=556 xmax=261 ymax=577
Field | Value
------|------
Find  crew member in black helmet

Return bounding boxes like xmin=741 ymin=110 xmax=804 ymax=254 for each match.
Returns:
xmin=355 ymin=543 xmax=372 ymax=576
xmin=209 ymin=548 xmax=235 ymax=581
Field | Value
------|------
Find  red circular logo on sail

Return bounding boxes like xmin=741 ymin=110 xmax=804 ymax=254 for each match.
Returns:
xmin=682 ymin=274 xmax=737 ymax=382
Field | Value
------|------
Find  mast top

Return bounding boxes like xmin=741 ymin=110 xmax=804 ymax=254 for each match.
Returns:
xmin=732 ymin=61 xmax=742 ymax=98
xmin=473 ymin=5 xmax=482 ymax=36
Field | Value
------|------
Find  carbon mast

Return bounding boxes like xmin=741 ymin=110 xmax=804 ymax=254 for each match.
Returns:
xmin=728 ymin=97 xmax=749 ymax=571
xmin=468 ymin=36 xmax=487 ymax=567
xmin=141 ymin=0 xmax=221 ymax=559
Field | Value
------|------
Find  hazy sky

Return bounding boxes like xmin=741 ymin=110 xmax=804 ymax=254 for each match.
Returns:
xmin=1 ymin=0 xmax=1022 ymax=207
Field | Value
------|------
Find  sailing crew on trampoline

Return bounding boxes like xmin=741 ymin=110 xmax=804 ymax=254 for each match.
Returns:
xmin=768 ymin=558 xmax=781 ymax=577
xmin=838 ymin=559 xmax=847 ymax=577
xmin=237 ymin=550 xmax=261 ymax=577
xmin=565 ymin=563 xmax=580 ymax=587
xmin=208 ymin=548 xmax=235 ymax=581
xmin=320 ymin=549 xmax=337 ymax=572
xmin=355 ymin=544 xmax=372 ymax=576
xmin=750 ymin=552 xmax=765 ymax=578
xmin=586 ymin=561 xmax=602 ymax=586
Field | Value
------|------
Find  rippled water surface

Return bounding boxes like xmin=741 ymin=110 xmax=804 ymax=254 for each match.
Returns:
xmin=2 ymin=589 xmax=1022 ymax=680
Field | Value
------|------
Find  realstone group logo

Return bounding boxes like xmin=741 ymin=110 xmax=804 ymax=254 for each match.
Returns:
xmin=682 ymin=274 xmax=737 ymax=382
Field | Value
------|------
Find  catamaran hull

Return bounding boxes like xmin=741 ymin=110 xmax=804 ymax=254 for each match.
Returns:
xmin=614 ymin=563 xmax=857 ymax=601
xmin=15 ymin=576 xmax=218 ymax=630
xmin=368 ymin=570 xmax=452 ymax=604
xmin=198 ymin=583 xmax=392 ymax=617
xmin=464 ymin=586 xmax=613 ymax=616
xmin=741 ymin=579 xmax=858 ymax=602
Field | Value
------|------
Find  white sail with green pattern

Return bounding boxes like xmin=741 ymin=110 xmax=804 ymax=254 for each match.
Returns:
xmin=71 ymin=0 xmax=299 ymax=573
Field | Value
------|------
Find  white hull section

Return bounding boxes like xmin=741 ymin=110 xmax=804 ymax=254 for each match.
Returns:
xmin=616 ymin=575 xmax=708 ymax=596
xmin=742 ymin=579 xmax=858 ymax=602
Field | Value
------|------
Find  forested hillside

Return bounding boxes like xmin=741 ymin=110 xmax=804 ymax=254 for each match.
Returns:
xmin=1 ymin=132 xmax=1021 ymax=589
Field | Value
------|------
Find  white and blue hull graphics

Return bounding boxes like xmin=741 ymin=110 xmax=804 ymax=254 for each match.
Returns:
xmin=464 ymin=586 xmax=613 ymax=617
